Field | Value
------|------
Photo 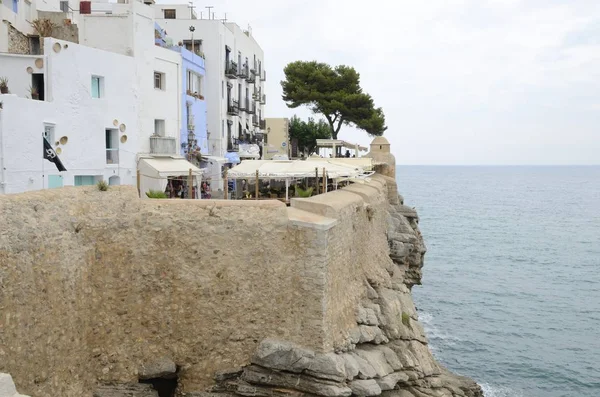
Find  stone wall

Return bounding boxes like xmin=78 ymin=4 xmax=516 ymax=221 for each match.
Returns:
xmin=0 ymin=189 xmax=327 ymax=395
xmin=7 ymin=25 xmax=30 ymax=54
xmin=0 ymin=176 xmax=483 ymax=397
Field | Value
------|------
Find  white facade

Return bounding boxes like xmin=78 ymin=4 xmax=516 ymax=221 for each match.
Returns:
xmin=154 ymin=9 xmax=267 ymax=157
xmin=0 ymin=38 xmax=138 ymax=194
xmin=75 ymin=1 xmax=182 ymax=157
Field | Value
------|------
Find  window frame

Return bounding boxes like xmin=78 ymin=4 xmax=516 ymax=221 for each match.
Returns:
xmin=154 ymin=71 xmax=164 ymax=90
xmin=91 ymin=75 xmax=103 ymax=98
xmin=163 ymin=9 xmax=176 ymax=19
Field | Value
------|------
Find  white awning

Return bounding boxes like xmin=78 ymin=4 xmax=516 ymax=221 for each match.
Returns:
xmin=201 ymin=155 xmax=228 ymax=164
xmin=307 ymin=157 xmax=373 ymax=170
xmin=139 ymin=157 xmax=204 ymax=178
xmin=315 ymin=139 xmax=368 ymax=152
xmin=227 ymin=160 xmax=365 ymax=179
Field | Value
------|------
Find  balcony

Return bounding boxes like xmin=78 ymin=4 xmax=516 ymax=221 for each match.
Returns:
xmin=260 ymin=69 xmax=266 ymax=81
xmin=150 ymin=136 xmax=177 ymax=155
xmin=106 ymin=149 xmax=119 ymax=164
xmin=259 ymin=119 xmax=266 ymax=129
xmin=227 ymin=139 xmax=239 ymax=152
xmin=260 ymin=94 xmax=266 ymax=105
xmin=246 ymin=70 xmax=256 ymax=84
xmin=252 ymin=115 xmax=259 ymax=127
xmin=225 ymin=61 xmax=238 ymax=79
xmin=227 ymin=100 xmax=239 ymax=115
xmin=238 ymin=64 xmax=249 ymax=79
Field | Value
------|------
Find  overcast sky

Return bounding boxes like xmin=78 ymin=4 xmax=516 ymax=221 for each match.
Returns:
xmin=162 ymin=0 xmax=600 ymax=165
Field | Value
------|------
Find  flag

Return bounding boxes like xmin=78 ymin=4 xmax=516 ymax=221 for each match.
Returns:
xmin=43 ymin=137 xmax=66 ymax=171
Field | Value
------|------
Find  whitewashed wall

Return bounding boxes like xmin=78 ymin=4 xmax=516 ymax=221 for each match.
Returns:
xmin=0 ymin=54 xmax=44 ymax=98
xmin=0 ymin=38 xmax=138 ymax=194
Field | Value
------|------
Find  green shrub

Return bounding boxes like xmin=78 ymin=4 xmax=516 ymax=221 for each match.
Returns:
xmin=296 ymin=186 xmax=314 ymax=198
xmin=97 ymin=180 xmax=109 ymax=191
xmin=401 ymin=312 xmax=411 ymax=327
xmin=146 ymin=190 xmax=168 ymax=199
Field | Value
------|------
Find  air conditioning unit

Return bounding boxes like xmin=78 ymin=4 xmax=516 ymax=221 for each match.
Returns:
xmin=59 ymin=1 xmax=69 ymax=12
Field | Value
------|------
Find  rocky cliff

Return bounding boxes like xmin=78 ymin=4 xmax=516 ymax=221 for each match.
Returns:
xmin=0 ymin=176 xmax=482 ymax=397
xmin=173 ymin=190 xmax=483 ymax=397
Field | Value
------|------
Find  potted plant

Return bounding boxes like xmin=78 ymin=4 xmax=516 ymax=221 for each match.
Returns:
xmin=0 ymin=77 xmax=8 ymax=94
xmin=29 ymin=86 xmax=39 ymax=100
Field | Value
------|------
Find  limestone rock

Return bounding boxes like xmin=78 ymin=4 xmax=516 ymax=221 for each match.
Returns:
xmin=93 ymin=384 xmax=159 ymax=397
xmin=305 ymin=352 xmax=347 ymax=382
xmin=340 ymin=353 xmax=360 ymax=380
xmin=138 ymin=357 xmax=177 ymax=380
xmin=348 ymin=379 xmax=381 ymax=396
xmin=241 ymin=365 xmax=351 ymax=397
xmin=352 ymin=348 xmax=393 ymax=378
xmin=358 ymin=325 xmax=389 ymax=344
xmin=375 ymin=371 xmax=410 ymax=391
xmin=251 ymin=339 xmax=315 ymax=373
xmin=0 ymin=373 xmax=30 ymax=397
xmin=347 ymin=353 xmax=377 ymax=380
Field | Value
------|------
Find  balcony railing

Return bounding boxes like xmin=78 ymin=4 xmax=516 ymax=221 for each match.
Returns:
xmin=260 ymin=69 xmax=266 ymax=81
xmin=252 ymin=115 xmax=259 ymax=126
xmin=106 ymin=149 xmax=119 ymax=164
xmin=227 ymin=99 xmax=239 ymax=115
xmin=260 ymin=94 xmax=266 ymax=104
xmin=150 ymin=136 xmax=177 ymax=155
xmin=259 ymin=119 xmax=266 ymax=129
xmin=238 ymin=64 xmax=249 ymax=79
xmin=246 ymin=70 xmax=256 ymax=83
xmin=227 ymin=139 xmax=239 ymax=152
xmin=225 ymin=61 xmax=238 ymax=79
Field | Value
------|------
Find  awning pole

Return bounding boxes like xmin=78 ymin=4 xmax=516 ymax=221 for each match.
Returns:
xmin=136 ymin=169 xmax=141 ymax=198
xmin=285 ymin=178 xmax=289 ymax=202
xmin=224 ymin=168 xmax=228 ymax=199
xmin=188 ymin=168 xmax=193 ymax=199
xmin=315 ymin=167 xmax=319 ymax=194
xmin=322 ymin=167 xmax=326 ymax=193
xmin=255 ymin=170 xmax=259 ymax=200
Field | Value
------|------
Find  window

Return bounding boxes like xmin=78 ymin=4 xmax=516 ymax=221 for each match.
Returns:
xmin=29 ymin=37 xmax=41 ymax=55
xmin=91 ymin=76 xmax=103 ymax=98
xmin=186 ymin=70 xmax=202 ymax=95
xmin=43 ymin=123 xmax=55 ymax=144
xmin=154 ymin=72 xmax=164 ymax=90
xmin=105 ymin=129 xmax=119 ymax=164
xmin=163 ymin=9 xmax=176 ymax=19
xmin=154 ymin=119 xmax=165 ymax=137
xmin=74 ymin=176 xmax=96 ymax=186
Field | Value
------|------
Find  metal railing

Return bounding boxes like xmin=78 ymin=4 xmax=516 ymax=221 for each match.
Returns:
xmin=227 ymin=99 xmax=239 ymax=115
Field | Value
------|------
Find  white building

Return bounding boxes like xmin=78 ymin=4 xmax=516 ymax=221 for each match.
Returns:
xmin=154 ymin=5 xmax=267 ymax=159
xmin=0 ymin=38 xmax=138 ymax=193
xmin=0 ymin=0 xmax=195 ymax=195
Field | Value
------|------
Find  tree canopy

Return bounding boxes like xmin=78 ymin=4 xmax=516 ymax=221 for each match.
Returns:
xmin=281 ymin=61 xmax=387 ymax=139
xmin=288 ymin=115 xmax=331 ymax=156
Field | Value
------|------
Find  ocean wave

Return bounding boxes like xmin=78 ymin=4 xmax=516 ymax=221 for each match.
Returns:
xmin=480 ymin=383 xmax=524 ymax=397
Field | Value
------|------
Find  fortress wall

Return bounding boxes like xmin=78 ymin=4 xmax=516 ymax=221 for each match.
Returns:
xmin=0 ymin=176 xmax=398 ymax=396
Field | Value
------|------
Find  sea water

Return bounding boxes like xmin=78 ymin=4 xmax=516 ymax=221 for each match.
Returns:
xmin=397 ymin=166 xmax=600 ymax=397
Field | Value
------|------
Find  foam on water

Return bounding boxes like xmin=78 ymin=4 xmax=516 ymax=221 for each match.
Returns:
xmin=399 ymin=166 xmax=600 ymax=397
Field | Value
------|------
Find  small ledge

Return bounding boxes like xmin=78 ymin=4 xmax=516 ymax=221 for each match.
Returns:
xmin=287 ymin=207 xmax=338 ymax=231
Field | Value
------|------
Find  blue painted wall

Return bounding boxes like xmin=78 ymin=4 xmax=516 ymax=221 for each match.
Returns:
xmin=173 ymin=47 xmax=207 ymax=156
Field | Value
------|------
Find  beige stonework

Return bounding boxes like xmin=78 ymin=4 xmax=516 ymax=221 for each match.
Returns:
xmin=0 ymin=175 xmax=481 ymax=397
